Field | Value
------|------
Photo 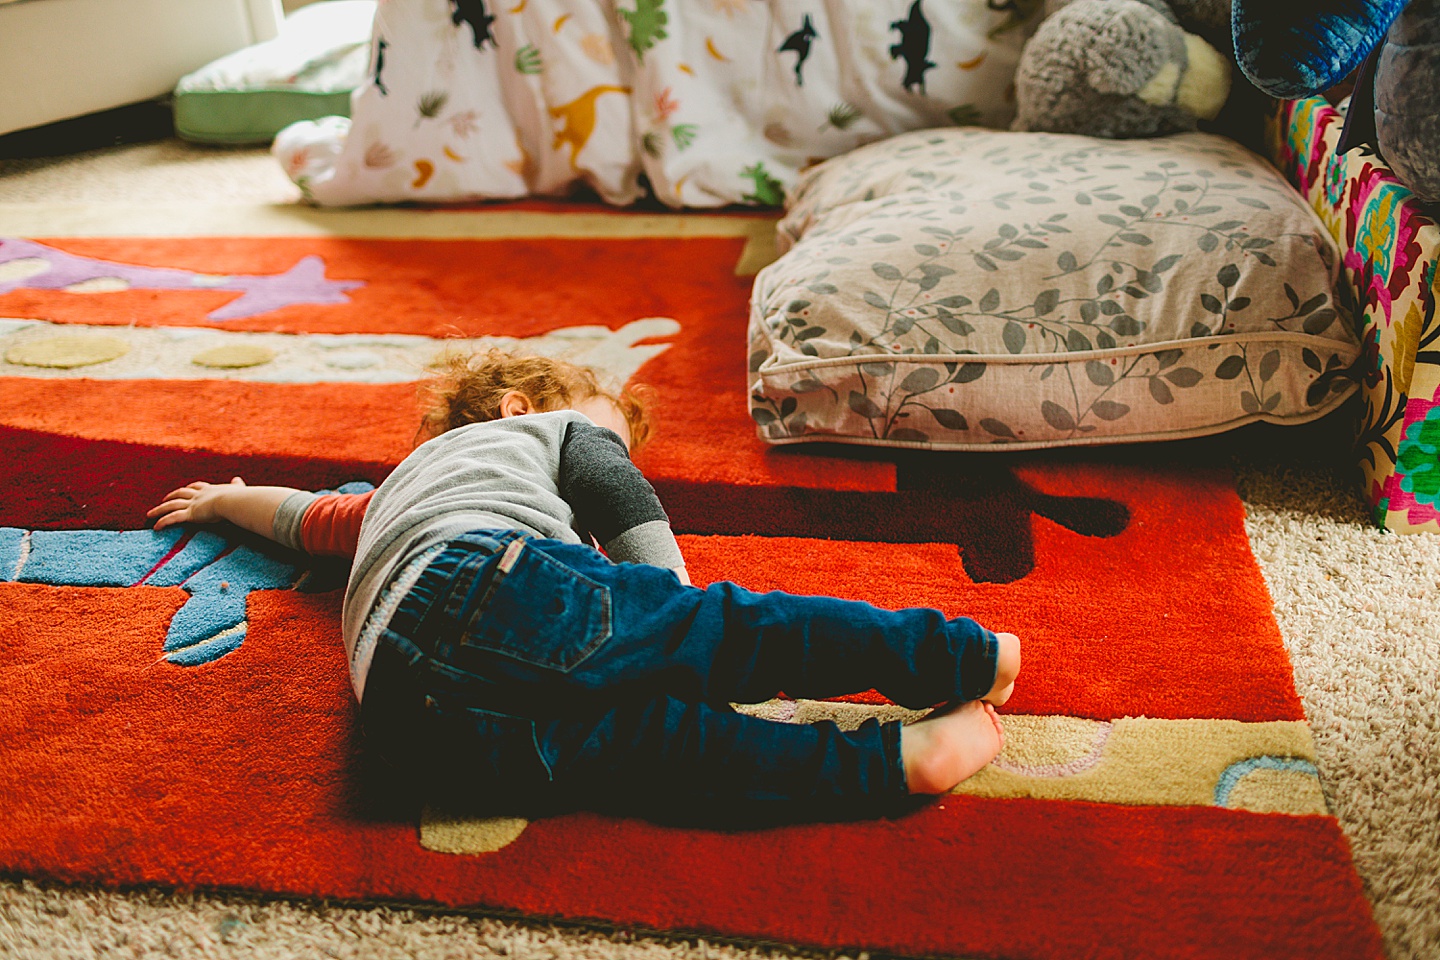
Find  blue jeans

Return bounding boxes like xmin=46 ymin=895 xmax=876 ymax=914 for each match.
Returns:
xmin=360 ymin=530 xmax=999 ymax=825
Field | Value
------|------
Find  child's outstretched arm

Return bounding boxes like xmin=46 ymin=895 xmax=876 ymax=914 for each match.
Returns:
xmin=147 ymin=478 xmax=372 ymax=558
xmin=147 ymin=478 xmax=298 ymax=541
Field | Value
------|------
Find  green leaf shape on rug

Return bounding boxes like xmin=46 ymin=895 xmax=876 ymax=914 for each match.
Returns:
xmin=619 ymin=0 xmax=668 ymax=60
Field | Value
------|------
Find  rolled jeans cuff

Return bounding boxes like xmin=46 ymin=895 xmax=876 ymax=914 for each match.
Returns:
xmin=958 ymin=623 xmax=1000 ymax=702
xmin=881 ymin=717 xmax=910 ymax=800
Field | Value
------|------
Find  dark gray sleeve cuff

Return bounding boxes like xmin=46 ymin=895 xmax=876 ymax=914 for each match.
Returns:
xmin=272 ymin=491 xmax=320 ymax=551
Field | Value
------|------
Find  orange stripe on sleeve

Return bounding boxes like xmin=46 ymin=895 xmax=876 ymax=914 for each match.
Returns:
xmin=299 ymin=491 xmax=373 ymax=558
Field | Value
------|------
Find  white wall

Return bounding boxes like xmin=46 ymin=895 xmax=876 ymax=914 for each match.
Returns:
xmin=0 ymin=0 xmax=283 ymax=136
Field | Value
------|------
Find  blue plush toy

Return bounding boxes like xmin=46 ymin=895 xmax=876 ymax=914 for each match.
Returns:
xmin=1233 ymin=0 xmax=1440 ymax=202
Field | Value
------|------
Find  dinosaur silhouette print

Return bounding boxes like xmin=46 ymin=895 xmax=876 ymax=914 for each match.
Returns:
xmin=374 ymin=37 xmax=389 ymax=96
xmin=778 ymin=14 xmax=819 ymax=86
xmin=662 ymin=457 xmax=1128 ymax=584
xmin=451 ymin=0 xmax=497 ymax=50
xmin=550 ymin=85 xmax=630 ymax=172
xmin=0 ymin=484 xmax=368 ymax=666
xmin=890 ymin=0 xmax=937 ymax=94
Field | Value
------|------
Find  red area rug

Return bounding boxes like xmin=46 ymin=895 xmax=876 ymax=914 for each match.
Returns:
xmin=0 ymin=217 xmax=1383 ymax=959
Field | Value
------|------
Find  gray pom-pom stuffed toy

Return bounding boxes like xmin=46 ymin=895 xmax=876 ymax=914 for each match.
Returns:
xmin=1013 ymin=0 xmax=1234 ymax=137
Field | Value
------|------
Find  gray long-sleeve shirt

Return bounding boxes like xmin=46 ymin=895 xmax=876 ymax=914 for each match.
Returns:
xmin=273 ymin=411 xmax=686 ymax=698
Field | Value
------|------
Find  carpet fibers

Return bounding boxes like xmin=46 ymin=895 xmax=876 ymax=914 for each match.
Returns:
xmin=0 ymin=140 xmax=1433 ymax=960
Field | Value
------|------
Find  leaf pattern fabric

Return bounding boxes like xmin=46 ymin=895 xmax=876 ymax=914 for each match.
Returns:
xmin=1267 ymin=96 xmax=1440 ymax=534
xmin=273 ymin=0 xmax=1036 ymax=207
xmin=748 ymin=128 xmax=1361 ymax=450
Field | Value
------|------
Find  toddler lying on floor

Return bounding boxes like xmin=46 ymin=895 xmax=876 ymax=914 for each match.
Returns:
xmin=148 ymin=349 xmax=1020 ymax=823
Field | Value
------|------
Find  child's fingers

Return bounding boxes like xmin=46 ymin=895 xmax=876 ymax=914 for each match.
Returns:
xmin=154 ymin=485 xmax=204 ymax=505
xmin=151 ymin=507 xmax=191 ymax=529
xmin=147 ymin=490 xmax=207 ymax=516
xmin=145 ymin=496 xmax=187 ymax=517
xmin=145 ymin=479 xmax=232 ymax=527
xmin=146 ymin=498 xmax=190 ymax=519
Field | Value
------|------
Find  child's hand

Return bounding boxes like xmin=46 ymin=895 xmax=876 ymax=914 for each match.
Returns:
xmin=147 ymin=477 xmax=247 ymax=530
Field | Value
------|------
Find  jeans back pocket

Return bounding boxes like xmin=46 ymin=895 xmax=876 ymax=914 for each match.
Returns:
xmin=461 ymin=540 xmax=612 ymax=673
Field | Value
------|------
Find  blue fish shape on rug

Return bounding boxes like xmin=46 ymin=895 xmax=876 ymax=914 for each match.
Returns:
xmin=0 ymin=482 xmax=370 ymax=664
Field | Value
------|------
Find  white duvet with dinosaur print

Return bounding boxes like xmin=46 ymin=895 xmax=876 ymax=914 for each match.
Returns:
xmin=273 ymin=0 xmax=1039 ymax=208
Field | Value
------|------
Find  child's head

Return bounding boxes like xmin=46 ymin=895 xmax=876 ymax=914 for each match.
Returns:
xmin=417 ymin=348 xmax=652 ymax=449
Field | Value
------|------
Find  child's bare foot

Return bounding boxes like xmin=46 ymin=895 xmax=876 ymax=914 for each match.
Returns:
xmin=983 ymin=632 xmax=1021 ymax=707
xmin=901 ymin=701 xmax=1006 ymax=795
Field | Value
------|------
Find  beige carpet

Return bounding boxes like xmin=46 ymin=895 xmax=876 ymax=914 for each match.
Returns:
xmin=1 ymin=140 xmax=1437 ymax=960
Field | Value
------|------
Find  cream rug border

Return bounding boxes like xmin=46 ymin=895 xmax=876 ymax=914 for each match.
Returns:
xmin=0 ymin=203 xmax=781 ymax=276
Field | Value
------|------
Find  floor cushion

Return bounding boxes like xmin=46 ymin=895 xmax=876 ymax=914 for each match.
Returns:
xmin=174 ymin=0 xmax=375 ymax=144
xmin=747 ymin=127 xmax=1362 ymax=449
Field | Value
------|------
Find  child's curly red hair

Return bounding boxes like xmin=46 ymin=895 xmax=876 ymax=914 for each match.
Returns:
xmin=417 ymin=348 xmax=652 ymax=448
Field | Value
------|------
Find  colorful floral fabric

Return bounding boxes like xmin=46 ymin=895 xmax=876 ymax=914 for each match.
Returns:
xmin=747 ymin=129 xmax=1358 ymax=450
xmin=1267 ymin=97 xmax=1440 ymax=533
xmin=272 ymin=0 xmax=1037 ymax=207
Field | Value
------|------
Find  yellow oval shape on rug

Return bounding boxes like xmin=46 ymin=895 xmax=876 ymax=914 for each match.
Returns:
xmin=192 ymin=345 xmax=276 ymax=369
xmin=6 ymin=335 xmax=129 ymax=368
xmin=420 ymin=805 xmax=529 ymax=854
